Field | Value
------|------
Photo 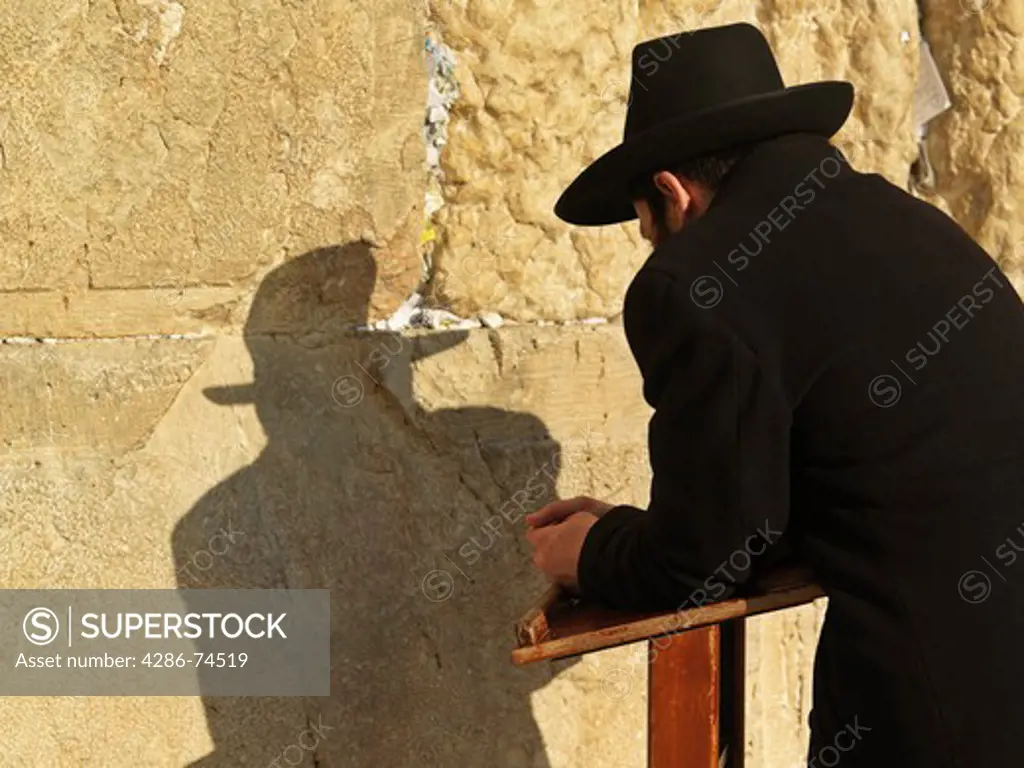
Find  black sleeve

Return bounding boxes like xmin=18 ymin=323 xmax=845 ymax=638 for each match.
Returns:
xmin=577 ymin=269 xmax=792 ymax=611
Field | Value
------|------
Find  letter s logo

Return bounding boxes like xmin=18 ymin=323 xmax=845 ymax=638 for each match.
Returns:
xmin=23 ymin=607 xmax=60 ymax=646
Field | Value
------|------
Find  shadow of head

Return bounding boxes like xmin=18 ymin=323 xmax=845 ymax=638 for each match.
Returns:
xmin=202 ymin=242 xmax=467 ymax=429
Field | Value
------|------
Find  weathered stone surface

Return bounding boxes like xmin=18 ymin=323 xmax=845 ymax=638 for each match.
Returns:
xmin=430 ymin=0 xmax=647 ymax=321
xmin=534 ymin=643 xmax=649 ymax=766
xmin=0 ymin=286 xmax=244 ymax=337
xmin=0 ymin=335 xmax=290 ymax=765
xmin=0 ymin=241 xmax=410 ymax=337
xmin=431 ymin=1 xmax=920 ymax=321
xmin=920 ymin=0 xmax=1024 ymax=295
xmin=0 ymin=338 xmax=212 ymax=457
xmin=0 ymin=0 xmax=426 ymax=331
xmin=746 ymin=601 xmax=827 ymax=767
xmin=1 ymin=319 xmax=649 ymax=766
xmin=1 ymin=694 xmax=210 ymax=766
xmin=409 ymin=321 xmax=649 ymax=442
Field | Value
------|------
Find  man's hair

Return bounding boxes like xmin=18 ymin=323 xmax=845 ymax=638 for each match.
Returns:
xmin=628 ymin=143 xmax=753 ymax=229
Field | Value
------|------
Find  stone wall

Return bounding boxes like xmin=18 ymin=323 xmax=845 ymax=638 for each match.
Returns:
xmin=0 ymin=0 xmax=1019 ymax=766
xmin=919 ymin=0 xmax=1024 ymax=293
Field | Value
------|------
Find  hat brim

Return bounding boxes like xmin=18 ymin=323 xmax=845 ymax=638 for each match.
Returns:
xmin=554 ymin=81 xmax=855 ymax=226
xmin=202 ymin=328 xmax=471 ymax=405
xmin=203 ymin=384 xmax=257 ymax=405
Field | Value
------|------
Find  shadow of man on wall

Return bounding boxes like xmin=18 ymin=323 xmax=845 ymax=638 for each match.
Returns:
xmin=173 ymin=244 xmax=573 ymax=767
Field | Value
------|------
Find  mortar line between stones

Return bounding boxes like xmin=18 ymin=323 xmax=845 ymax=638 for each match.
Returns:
xmin=0 ymin=317 xmax=614 ymax=346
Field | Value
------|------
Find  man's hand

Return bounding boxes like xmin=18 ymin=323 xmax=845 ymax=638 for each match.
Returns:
xmin=525 ymin=511 xmax=600 ymax=590
xmin=526 ymin=495 xmax=614 ymax=529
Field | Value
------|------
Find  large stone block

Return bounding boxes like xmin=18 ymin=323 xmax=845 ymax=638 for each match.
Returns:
xmin=0 ymin=0 xmax=426 ymax=332
xmin=920 ymin=0 xmax=1024 ymax=293
xmin=0 ymin=338 xmax=212 ymax=458
xmin=0 ymin=286 xmax=244 ymax=337
xmin=0 ymin=240 xmax=411 ymax=338
xmin=429 ymin=0 xmax=647 ymax=322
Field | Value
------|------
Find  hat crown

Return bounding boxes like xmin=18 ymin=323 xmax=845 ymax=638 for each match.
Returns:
xmin=624 ymin=23 xmax=785 ymax=140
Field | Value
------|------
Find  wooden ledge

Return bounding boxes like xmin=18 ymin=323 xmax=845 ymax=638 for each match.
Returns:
xmin=512 ymin=567 xmax=824 ymax=666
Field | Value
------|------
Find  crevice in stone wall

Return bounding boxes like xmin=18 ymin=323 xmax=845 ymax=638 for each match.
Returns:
xmin=422 ymin=34 xmax=459 ymax=271
xmin=0 ymin=334 xmax=208 ymax=346
xmin=0 ymin=314 xmax=613 ymax=349
xmin=362 ymin=29 xmax=479 ymax=335
xmin=361 ymin=23 xmax=614 ymax=336
xmin=909 ymin=3 xmax=953 ymax=195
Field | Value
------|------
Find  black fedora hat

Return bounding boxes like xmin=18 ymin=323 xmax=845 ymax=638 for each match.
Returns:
xmin=555 ymin=22 xmax=854 ymax=226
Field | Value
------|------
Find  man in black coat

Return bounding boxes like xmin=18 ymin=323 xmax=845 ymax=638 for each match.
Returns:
xmin=526 ymin=22 xmax=1024 ymax=768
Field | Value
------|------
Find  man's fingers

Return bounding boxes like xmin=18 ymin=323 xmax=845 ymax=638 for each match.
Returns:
xmin=526 ymin=496 xmax=594 ymax=528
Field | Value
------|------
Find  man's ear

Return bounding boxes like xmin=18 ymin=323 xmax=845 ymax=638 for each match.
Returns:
xmin=654 ymin=171 xmax=682 ymax=197
xmin=653 ymin=171 xmax=695 ymax=231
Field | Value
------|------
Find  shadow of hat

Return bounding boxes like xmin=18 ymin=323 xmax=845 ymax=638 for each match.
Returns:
xmin=202 ymin=242 xmax=468 ymax=405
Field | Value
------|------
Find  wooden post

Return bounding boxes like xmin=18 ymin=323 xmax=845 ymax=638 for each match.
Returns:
xmin=648 ymin=625 xmax=720 ymax=768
